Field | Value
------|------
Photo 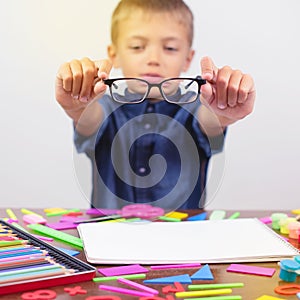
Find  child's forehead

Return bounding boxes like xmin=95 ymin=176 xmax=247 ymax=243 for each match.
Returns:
xmin=111 ymin=7 xmax=193 ymax=46
xmin=119 ymin=10 xmax=188 ymax=35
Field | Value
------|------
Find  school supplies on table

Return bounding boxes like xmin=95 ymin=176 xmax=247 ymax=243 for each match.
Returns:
xmin=0 ymin=220 xmax=95 ymax=295
xmin=27 ymin=223 xmax=83 ymax=248
xmin=77 ymin=218 xmax=300 ymax=264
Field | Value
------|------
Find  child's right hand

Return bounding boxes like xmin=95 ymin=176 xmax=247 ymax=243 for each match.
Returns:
xmin=55 ymin=58 xmax=112 ymax=114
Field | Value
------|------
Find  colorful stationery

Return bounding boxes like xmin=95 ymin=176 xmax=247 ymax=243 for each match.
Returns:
xmin=0 ymin=220 xmax=95 ymax=295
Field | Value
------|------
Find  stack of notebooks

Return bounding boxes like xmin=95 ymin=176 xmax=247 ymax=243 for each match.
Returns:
xmin=77 ymin=218 xmax=300 ymax=264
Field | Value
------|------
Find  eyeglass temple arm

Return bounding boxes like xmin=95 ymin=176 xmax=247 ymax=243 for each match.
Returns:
xmin=184 ymin=76 xmax=206 ymax=89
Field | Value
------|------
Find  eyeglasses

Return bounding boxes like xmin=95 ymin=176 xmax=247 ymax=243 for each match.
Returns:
xmin=102 ymin=76 xmax=206 ymax=104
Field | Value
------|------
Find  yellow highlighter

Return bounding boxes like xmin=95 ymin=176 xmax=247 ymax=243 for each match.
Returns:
xmin=176 ymin=288 xmax=232 ymax=298
xmin=21 ymin=209 xmax=44 ymax=219
xmin=6 ymin=209 xmax=18 ymax=220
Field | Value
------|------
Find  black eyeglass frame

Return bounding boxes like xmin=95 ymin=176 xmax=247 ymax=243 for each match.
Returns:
xmin=102 ymin=76 xmax=206 ymax=104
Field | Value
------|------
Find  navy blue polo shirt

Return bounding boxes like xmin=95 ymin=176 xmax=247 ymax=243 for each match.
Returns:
xmin=74 ymin=93 xmax=225 ymax=210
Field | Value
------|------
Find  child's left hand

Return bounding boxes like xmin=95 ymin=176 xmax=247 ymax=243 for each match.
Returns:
xmin=200 ymin=56 xmax=256 ymax=123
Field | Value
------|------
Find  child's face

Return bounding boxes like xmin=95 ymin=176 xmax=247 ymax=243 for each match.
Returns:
xmin=108 ymin=10 xmax=194 ymax=86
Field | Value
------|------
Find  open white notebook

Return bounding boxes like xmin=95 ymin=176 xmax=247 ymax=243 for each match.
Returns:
xmin=77 ymin=218 xmax=299 ymax=264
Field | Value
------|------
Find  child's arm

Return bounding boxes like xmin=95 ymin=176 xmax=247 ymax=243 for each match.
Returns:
xmin=197 ymin=56 xmax=256 ymax=137
xmin=55 ymin=58 xmax=112 ymax=136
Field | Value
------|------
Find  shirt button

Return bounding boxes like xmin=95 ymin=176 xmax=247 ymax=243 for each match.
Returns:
xmin=139 ymin=167 xmax=146 ymax=174
xmin=147 ymin=106 xmax=154 ymax=113
xmin=144 ymin=123 xmax=151 ymax=130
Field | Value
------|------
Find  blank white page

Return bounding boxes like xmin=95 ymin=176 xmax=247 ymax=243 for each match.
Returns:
xmin=77 ymin=218 xmax=299 ymax=264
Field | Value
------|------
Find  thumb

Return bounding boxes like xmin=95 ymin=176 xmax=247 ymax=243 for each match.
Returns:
xmin=93 ymin=59 xmax=113 ymax=95
xmin=200 ymin=56 xmax=218 ymax=82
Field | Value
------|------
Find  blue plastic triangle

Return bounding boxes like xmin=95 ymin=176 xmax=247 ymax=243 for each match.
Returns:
xmin=187 ymin=212 xmax=207 ymax=221
xmin=191 ymin=264 xmax=214 ymax=280
xmin=143 ymin=274 xmax=192 ymax=284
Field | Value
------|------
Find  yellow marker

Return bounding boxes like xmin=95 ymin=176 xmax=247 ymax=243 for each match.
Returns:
xmin=165 ymin=211 xmax=188 ymax=220
xmin=44 ymin=207 xmax=65 ymax=213
xmin=291 ymin=209 xmax=300 ymax=215
xmin=6 ymin=209 xmax=18 ymax=220
xmin=176 ymin=288 xmax=232 ymax=298
xmin=255 ymin=295 xmax=285 ymax=300
xmin=21 ymin=209 xmax=43 ymax=218
xmin=102 ymin=218 xmax=126 ymax=223
xmin=46 ymin=209 xmax=80 ymax=217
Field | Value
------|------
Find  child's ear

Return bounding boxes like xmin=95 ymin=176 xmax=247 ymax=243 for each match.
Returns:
xmin=107 ymin=44 xmax=120 ymax=68
xmin=182 ymin=49 xmax=195 ymax=72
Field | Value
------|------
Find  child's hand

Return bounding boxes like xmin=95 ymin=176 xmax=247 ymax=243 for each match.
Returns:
xmin=200 ymin=56 xmax=256 ymax=123
xmin=55 ymin=58 xmax=112 ymax=113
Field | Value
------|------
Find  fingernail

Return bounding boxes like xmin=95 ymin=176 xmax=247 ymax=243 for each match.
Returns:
xmin=203 ymin=73 xmax=212 ymax=79
xmin=218 ymin=103 xmax=227 ymax=110
xmin=79 ymin=96 xmax=88 ymax=103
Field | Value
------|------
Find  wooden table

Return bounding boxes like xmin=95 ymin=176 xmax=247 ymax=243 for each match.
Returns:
xmin=0 ymin=209 xmax=299 ymax=299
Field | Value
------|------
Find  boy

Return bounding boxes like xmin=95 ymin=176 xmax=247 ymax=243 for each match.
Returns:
xmin=55 ymin=0 xmax=255 ymax=210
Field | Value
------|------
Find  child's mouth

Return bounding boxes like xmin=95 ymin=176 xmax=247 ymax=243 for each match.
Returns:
xmin=140 ymin=74 xmax=163 ymax=84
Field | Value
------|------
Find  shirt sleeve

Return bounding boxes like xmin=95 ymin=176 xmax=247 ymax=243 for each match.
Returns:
xmin=73 ymin=95 xmax=112 ymax=157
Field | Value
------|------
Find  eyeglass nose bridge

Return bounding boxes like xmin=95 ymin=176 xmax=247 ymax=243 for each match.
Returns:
xmin=143 ymin=82 xmax=166 ymax=101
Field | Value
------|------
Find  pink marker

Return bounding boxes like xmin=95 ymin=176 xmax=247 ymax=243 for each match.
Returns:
xmin=117 ymin=278 xmax=159 ymax=295
xmin=259 ymin=216 xmax=272 ymax=224
xmin=99 ymin=284 xmax=154 ymax=297
xmin=32 ymin=234 xmax=54 ymax=242
xmin=23 ymin=214 xmax=47 ymax=225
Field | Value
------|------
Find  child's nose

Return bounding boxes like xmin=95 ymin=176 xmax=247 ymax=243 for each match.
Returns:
xmin=146 ymin=48 xmax=161 ymax=66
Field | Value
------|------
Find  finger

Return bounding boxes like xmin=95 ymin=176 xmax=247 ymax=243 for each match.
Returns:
xmin=95 ymin=59 xmax=113 ymax=79
xmin=200 ymin=81 xmax=214 ymax=105
xmin=69 ymin=59 xmax=83 ymax=99
xmin=238 ymin=74 xmax=255 ymax=104
xmin=94 ymin=59 xmax=113 ymax=95
xmin=216 ymin=66 xmax=232 ymax=109
xmin=200 ymin=56 xmax=218 ymax=82
xmin=57 ymin=63 xmax=73 ymax=92
xmin=227 ymin=70 xmax=243 ymax=108
xmin=79 ymin=57 xmax=96 ymax=102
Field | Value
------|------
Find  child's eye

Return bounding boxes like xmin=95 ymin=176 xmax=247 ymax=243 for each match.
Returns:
xmin=129 ymin=45 xmax=144 ymax=50
xmin=164 ymin=46 xmax=178 ymax=52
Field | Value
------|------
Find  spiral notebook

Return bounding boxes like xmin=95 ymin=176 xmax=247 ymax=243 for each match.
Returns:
xmin=77 ymin=218 xmax=300 ymax=264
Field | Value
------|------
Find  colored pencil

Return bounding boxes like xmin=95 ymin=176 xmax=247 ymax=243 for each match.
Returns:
xmin=0 ymin=249 xmax=47 ymax=259
xmin=0 ymin=253 xmax=47 ymax=262
xmin=0 ymin=257 xmax=50 ymax=268
xmin=0 ymin=268 xmax=74 ymax=283
xmin=0 ymin=264 xmax=61 ymax=276
xmin=0 ymin=260 xmax=50 ymax=271
xmin=0 ymin=246 xmax=32 ymax=253
xmin=0 ymin=240 xmax=29 ymax=247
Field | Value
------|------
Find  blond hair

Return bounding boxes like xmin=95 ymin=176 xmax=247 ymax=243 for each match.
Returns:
xmin=111 ymin=0 xmax=194 ymax=47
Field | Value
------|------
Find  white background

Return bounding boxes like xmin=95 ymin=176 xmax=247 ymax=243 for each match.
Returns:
xmin=0 ymin=0 xmax=299 ymax=210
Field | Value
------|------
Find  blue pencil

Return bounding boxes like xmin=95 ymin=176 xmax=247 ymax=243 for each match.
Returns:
xmin=0 ymin=249 xmax=46 ymax=259
xmin=0 ymin=246 xmax=31 ymax=253
xmin=0 ymin=262 xmax=54 ymax=273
